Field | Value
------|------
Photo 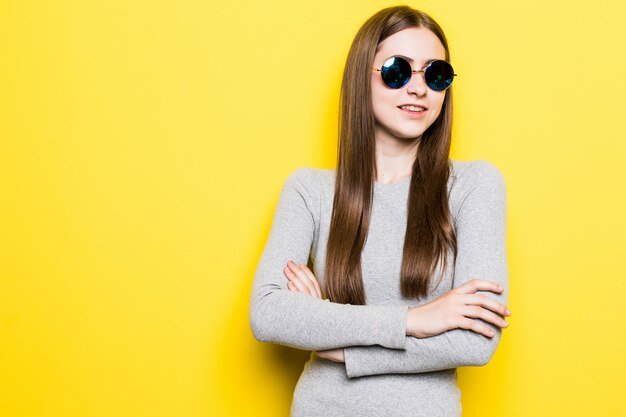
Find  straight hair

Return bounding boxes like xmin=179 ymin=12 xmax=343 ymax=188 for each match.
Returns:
xmin=325 ymin=5 xmax=457 ymax=304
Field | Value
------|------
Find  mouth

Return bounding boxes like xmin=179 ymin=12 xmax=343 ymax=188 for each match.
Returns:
xmin=398 ymin=104 xmax=427 ymax=118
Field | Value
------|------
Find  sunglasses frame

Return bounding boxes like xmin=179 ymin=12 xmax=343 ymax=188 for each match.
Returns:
xmin=371 ymin=56 xmax=458 ymax=91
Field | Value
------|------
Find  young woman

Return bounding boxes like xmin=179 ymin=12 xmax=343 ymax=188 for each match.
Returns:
xmin=249 ymin=5 xmax=511 ymax=416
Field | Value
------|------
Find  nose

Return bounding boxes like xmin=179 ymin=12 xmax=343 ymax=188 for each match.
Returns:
xmin=405 ymin=71 xmax=427 ymax=97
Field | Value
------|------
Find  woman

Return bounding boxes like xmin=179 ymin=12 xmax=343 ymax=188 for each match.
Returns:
xmin=249 ymin=5 xmax=511 ymax=416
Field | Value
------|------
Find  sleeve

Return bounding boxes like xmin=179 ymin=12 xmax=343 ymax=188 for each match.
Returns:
xmin=343 ymin=160 xmax=509 ymax=378
xmin=248 ymin=167 xmax=410 ymax=351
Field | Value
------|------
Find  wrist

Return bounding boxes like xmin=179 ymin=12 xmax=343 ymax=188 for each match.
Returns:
xmin=406 ymin=306 xmax=416 ymax=337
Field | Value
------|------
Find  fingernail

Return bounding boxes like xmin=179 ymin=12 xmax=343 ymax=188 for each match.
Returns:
xmin=506 ymin=309 xmax=511 ymax=315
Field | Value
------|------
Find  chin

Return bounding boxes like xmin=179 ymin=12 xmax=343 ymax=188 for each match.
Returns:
xmin=376 ymin=121 xmax=429 ymax=140
xmin=394 ymin=128 xmax=427 ymax=139
xmin=396 ymin=121 xmax=433 ymax=136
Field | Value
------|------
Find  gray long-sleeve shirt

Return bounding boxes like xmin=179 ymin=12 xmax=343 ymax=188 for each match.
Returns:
xmin=249 ymin=159 xmax=509 ymax=417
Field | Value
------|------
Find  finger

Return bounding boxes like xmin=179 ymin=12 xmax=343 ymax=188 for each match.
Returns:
xmin=453 ymin=278 xmax=504 ymax=296
xmin=292 ymin=262 xmax=320 ymax=299
xmin=463 ymin=305 xmax=509 ymax=329
xmin=299 ymin=263 xmax=322 ymax=299
xmin=299 ymin=263 xmax=322 ymax=298
xmin=283 ymin=265 xmax=311 ymax=296
xmin=317 ymin=349 xmax=337 ymax=362
xmin=456 ymin=317 xmax=498 ymax=338
xmin=464 ymin=294 xmax=511 ymax=317
xmin=287 ymin=261 xmax=318 ymax=298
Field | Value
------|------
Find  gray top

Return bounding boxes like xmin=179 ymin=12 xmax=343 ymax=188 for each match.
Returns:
xmin=249 ymin=159 xmax=508 ymax=417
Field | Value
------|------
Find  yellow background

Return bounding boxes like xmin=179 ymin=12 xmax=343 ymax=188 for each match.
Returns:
xmin=1 ymin=0 xmax=625 ymax=416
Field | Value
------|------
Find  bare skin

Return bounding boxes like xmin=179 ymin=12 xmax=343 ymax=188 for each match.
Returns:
xmin=283 ymin=260 xmax=512 ymax=363
xmin=371 ymin=27 xmax=449 ymax=183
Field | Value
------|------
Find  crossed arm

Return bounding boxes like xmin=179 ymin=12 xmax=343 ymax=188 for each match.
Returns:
xmin=249 ymin=168 xmax=409 ymax=352
xmin=249 ymin=162 xmax=508 ymax=379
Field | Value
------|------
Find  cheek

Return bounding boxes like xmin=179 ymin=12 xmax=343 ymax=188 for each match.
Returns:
xmin=371 ymin=90 xmax=396 ymax=119
xmin=371 ymin=79 xmax=396 ymax=115
xmin=436 ymin=93 xmax=446 ymax=110
xmin=428 ymin=95 xmax=446 ymax=119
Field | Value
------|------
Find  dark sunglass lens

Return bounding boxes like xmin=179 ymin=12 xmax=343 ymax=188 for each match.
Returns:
xmin=381 ymin=57 xmax=411 ymax=89
xmin=424 ymin=60 xmax=455 ymax=91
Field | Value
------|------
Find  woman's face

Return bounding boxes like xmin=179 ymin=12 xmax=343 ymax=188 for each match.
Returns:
xmin=371 ymin=27 xmax=448 ymax=143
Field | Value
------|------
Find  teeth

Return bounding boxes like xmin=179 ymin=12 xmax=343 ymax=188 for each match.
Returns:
xmin=401 ymin=105 xmax=425 ymax=111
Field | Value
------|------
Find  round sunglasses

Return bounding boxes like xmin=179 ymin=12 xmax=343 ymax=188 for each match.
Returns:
xmin=372 ymin=56 xmax=457 ymax=91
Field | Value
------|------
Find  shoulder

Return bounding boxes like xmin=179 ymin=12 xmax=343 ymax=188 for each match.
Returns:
xmin=280 ymin=166 xmax=332 ymax=221
xmin=279 ymin=166 xmax=335 ymax=225
xmin=450 ymin=159 xmax=505 ymax=185
xmin=283 ymin=166 xmax=333 ymax=194
xmin=450 ymin=159 xmax=506 ymax=192
xmin=449 ymin=159 xmax=507 ymax=217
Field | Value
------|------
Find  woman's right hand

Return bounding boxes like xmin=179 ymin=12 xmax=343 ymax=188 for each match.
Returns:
xmin=406 ymin=279 xmax=512 ymax=338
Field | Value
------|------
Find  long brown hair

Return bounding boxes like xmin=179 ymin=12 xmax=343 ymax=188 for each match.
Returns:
xmin=325 ymin=5 xmax=457 ymax=304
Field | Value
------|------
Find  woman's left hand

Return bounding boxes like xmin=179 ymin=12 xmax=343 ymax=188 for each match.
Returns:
xmin=284 ymin=260 xmax=345 ymax=363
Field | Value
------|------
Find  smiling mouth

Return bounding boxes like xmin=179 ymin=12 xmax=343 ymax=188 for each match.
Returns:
xmin=398 ymin=105 xmax=427 ymax=113
xmin=398 ymin=106 xmax=427 ymax=118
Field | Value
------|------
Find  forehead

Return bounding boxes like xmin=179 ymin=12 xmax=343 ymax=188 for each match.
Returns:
xmin=375 ymin=27 xmax=446 ymax=65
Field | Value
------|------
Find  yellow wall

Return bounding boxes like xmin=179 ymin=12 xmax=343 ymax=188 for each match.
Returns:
xmin=1 ymin=1 xmax=625 ymax=416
